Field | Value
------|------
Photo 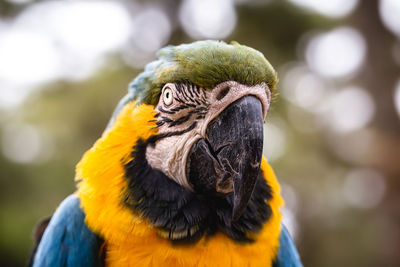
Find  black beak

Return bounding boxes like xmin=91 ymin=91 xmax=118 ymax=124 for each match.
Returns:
xmin=186 ymin=95 xmax=264 ymax=221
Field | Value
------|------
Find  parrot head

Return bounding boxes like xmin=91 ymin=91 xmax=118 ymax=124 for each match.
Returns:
xmin=119 ymin=40 xmax=276 ymax=220
xmin=77 ymin=40 xmax=279 ymax=244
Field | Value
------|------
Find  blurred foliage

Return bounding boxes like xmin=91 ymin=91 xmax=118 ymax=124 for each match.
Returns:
xmin=0 ymin=61 xmax=135 ymax=266
xmin=0 ymin=0 xmax=399 ymax=267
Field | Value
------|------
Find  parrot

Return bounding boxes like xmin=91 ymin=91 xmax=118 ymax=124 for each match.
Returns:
xmin=30 ymin=40 xmax=303 ymax=267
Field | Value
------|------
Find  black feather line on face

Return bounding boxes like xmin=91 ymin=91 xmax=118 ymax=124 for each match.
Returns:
xmin=123 ymin=139 xmax=273 ymax=245
xmin=168 ymin=114 xmax=192 ymax=127
xmin=147 ymin=121 xmax=197 ymax=146
xmin=170 ymin=104 xmax=189 ymax=112
xmin=174 ymin=97 xmax=186 ymax=104
xmin=158 ymin=106 xmax=176 ymax=115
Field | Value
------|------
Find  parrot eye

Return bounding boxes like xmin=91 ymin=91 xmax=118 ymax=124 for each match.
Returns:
xmin=163 ymin=87 xmax=173 ymax=106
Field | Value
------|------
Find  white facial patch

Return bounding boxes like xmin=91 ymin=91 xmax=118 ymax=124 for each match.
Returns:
xmin=145 ymin=81 xmax=271 ymax=190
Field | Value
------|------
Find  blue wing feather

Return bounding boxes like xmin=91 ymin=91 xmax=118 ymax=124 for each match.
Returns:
xmin=273 ymin=225 xmax=303 ymax=267
xmin=33 ymin=194 xmax=103 ymax=267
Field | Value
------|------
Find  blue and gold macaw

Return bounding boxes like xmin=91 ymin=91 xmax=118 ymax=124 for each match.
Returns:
xmin=31 ymin=40 xmax=302 ymax=267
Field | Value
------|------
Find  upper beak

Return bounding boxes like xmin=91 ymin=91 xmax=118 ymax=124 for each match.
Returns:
xmin=186 ymin=95 xmax=264 ymax=221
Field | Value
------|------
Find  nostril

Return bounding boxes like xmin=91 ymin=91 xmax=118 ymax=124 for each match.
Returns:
xmin=216 ymin=86 xmax=230 ymax=101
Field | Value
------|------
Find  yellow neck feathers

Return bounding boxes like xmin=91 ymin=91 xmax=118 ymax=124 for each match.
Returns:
xmin=76 ymin=102 xmax=283 ymax=267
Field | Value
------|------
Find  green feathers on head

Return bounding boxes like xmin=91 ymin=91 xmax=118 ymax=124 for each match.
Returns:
xmin=128 ymin=40 xmax=278 ymax=106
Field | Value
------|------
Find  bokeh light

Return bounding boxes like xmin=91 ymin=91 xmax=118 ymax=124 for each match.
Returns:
xmin=33 ymin=1 xmax=131 ymax=55
xmin=327 ymin=128 xmax=374 ymax=164
xmin=179 ymin=0 xmax=236 ymax=39
xmin=0 ymin=28 xmax=60 ymax=85
xmin=5 ymin=0 xmax=32 ymax=4
xmin=305 ymin=27 xmax=366 ymax=79
xmin=281 ymin=183 xmax=299 ymax=239
xmin=343 ymin=168 xmax=386 ymax=209
xmin=0 ymin=0 xmax=132 ymax=109
xmin=326 ymin=86 xmax=375 ymax=133
xmin=281 ymin=63 xmax=332 ymax=113
xmin=129 ymin=8 xmax=170 ymax=54
xmin=122 ymin=7 xmax=171 ymax=68
xmin=16 ymin=0 xmax=132 ymax=77
xmin=263 ymin=120 xmax=287 ymax=162
xmin=0 ymin=1 xmax=399 ymax=266
xmin=0 ymin=82 xmax=30 ymax=109
xmin=287 ymin=0 xmax=359 ymax=18
xmin=287 ymin=105 xmax=323 ymax=134
xmin=395 ymin=79 xmax=400 ymax=119
xmin=1 ymin=123 xmax=54 ymax=164
xmin=379 ymin=0 xmax=400 ymax=37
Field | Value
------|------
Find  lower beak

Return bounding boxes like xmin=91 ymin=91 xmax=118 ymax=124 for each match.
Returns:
xmin=186 ymin=95 xmax=264 ymax=221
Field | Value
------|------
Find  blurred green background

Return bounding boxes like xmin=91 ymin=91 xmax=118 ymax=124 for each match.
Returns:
xmin=1 ymin=0 xmax=400 ymax=266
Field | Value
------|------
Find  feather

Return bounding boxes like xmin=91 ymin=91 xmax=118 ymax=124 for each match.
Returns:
xmin=273 ymin=225 xmax=303 ymax=267
xmin=32 ymin=195 xmax=103 ymax=267
xmin=76 ymin=103 xmax=284 ymax=266
xmin=110 ymin=40 xmax=277 ymax=110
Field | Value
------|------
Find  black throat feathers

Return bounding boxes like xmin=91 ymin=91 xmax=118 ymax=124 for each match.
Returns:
xmin=123 ymin=139 xmax=273 ymax=244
